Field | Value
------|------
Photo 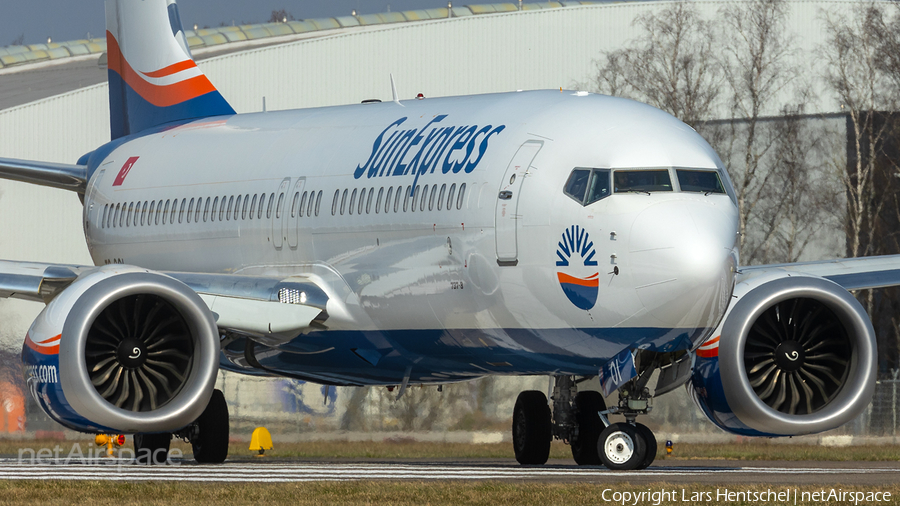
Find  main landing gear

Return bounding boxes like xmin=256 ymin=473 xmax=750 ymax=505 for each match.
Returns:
xmin=512 ymin=375 xmax=657 ymax=471
xmin=134 ymin=388 xmax=230 ymax=465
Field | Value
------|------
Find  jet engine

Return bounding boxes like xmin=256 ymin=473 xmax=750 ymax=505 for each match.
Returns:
xmin=688 ymin=271 xmax=876 ymax=436
xmin=21 ymin=266 xmax=219 ymax=434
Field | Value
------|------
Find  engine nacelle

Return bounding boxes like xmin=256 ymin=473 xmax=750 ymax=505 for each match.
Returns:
xmin=22 ymin=266 xmax=219 ymax=433
xmin=688 ymin=271 xmax=876 ymax=436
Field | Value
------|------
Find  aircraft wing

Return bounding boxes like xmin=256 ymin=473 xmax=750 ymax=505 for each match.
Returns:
xmin=740 ymin=254 xmax=900 ymax=291
xmin=0 ymin=259 xmax=329 ymax=335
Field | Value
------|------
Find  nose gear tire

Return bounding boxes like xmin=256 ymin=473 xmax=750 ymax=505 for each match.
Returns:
xmin=598 ymin=422 xmax=647 ymax=471
xmin=633 ymin=422 xmax=657 ymax=470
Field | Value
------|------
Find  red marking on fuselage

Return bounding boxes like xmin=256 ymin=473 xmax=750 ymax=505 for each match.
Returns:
xmin=113 ymin=157 xmax=140 ymax=187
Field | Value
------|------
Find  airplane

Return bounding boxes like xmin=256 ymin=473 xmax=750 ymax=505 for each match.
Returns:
xmin=0 ymin=0 xmax=892 ymax=469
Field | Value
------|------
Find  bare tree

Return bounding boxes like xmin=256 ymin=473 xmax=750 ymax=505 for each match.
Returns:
xmin=756 ymin=105 xmax=842 ymax=263
xmin=716 ymin=0 xmax=800 ymax=262
xmin=10 ymin=34 xmax=24 ymax=46
xmin=593 ymin=2 xmax=721 ymax=129
xmin=821 ymin=4 xmax=899 ymax=262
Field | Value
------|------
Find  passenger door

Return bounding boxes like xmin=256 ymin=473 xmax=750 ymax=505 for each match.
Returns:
xmin=495 ymin=141 xmax=542 ymax=266
xmin=271 ymin=178 xmax=290 ymax=250
xmin=287 ymin=178 xmax=305 ymax=249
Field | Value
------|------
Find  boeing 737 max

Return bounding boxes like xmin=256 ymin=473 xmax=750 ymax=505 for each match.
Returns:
xmin=0 ymin=0 xmax=896 ymax=468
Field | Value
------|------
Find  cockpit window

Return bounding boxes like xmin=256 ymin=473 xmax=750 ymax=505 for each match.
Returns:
xmin=613 ymin=170 xmax=672 ymax=193
xmin=564 ymin=168 xmax=611 ymax=206
xmin=564 ymin=169 xmax=590 ymax=203
xmin=676 ymin=169 xmax=726 ymax=194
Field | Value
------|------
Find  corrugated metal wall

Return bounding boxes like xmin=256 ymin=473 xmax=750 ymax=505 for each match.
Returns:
xmin=0 ymin=0 xmax=857 ymax=346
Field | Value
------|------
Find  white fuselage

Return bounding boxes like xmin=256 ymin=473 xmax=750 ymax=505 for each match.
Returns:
xmin=81 ymin=91 xmax=739 ymax=377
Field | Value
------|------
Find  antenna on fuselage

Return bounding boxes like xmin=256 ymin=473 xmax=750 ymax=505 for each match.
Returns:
xmin=390 ymin=74 xmax=403 ymax=106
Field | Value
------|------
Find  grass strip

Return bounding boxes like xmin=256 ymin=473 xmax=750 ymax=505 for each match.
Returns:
xmin=0 ymin=481 xmax=897 ymax=506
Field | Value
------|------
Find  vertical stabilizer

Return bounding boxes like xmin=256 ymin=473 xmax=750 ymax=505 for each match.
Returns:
xmin=106 ymin=0 xmax=235 ymax=140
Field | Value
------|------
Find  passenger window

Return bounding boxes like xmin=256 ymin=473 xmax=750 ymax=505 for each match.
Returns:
xmin=276 ymin=193 xmax=285 ymax=219
xmin=125 ymin=202 xmax=132 ymax=227
xmin=586 ymin=169 xmax=611 ymax=205
xmin=357 ymin=188 xmax=366 ymax=215
xmin=233 ymin=195 xmax=241 ymax=221
xmin=187 ymin=198 xmax=194 ymax=223
xmin=376 ymin=188 xmax=383 ymax=214
xmin=341 ymin=189 xmax=348 ymax=215
xmin=242 ymin=194 xmax=249 ymax=220
xmin=265 ymin=194 xmax=274 ymax=219
xmin=256 ymin=193 xmax=264 ymax=220
xmin=162 ymin=200 xmax=170 ymax=225
xmin=384 ymin=187 xmax=393 ymax=213
xmin=203 ymin=197 xmax=210 ymax=222
xmin=614 ymin=170 xmax=673 ymax=193
xmin=154 ymin=201 xmax=160 ymax=225
xmin=429 ymin=185 xmax=438 ymax=211
xmin=249 ymin=195 xmax=258 ymax=219
xmin=308 ymin=191 xmax=316 ymax=218
xmin=298 ymin=192 xmax=306 ymax=218
xmin=171 ymin=198 xmax=179 ymax=224
xmin=420 ymin=185 xmax=429 ymax=212
xmin=101 ymin=204 xmax=108 ymax=229
xmin=411 ymin=185 xmax=420 ymax=212
xmin=226 ymin=196 xmax=234 ymax=221
xmin=399 ymin=186 xmax=407 ymax=212
xmin=457 ymin=183 xmax=466 ymax=210
xmin=676 ymin=169 xmax=725 ymax=194
xmin=113 ymin=204 xmax=121 ymax=228
xmin=290 ymin=192 xmax=299 ymax=218
xmin=211 ymin=197 xmax=219 ymax=222
xmin=178 ymin=199 xmax=186 ymax=223
xmin=349 ymin=189 xmax=358 ymax=215
xmin=139 ymin=202 xmax=146 ymax=226
xmin=437 ymin=184 xmax=446 ymax=211
xmin=447 ymin=184 xmax=456 ymax=210
xmin=564 ymin=169 xmax=591 ymax=204
xmin=315 ymin=191 xmax=322 ymax=216
xmin=365 ymin=188 xmax=373 ymax=214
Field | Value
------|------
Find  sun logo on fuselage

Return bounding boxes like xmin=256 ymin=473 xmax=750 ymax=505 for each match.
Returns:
xmin=556 ymin=225 xmax=599 ymax=310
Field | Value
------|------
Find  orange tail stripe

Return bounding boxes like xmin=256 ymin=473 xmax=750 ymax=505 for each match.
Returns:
xmin=557 ymin=272 xmax=600 ymax=287
xmin=107 ymin=32 xmax=217 ymax=108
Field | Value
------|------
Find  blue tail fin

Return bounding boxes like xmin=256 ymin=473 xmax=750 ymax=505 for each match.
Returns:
xmin=105 ymin=0 xmax=235 ymax=140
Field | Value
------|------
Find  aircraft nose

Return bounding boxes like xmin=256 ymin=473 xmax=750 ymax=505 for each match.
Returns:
xmin=627 ymin=199 xmax=737 ymax=330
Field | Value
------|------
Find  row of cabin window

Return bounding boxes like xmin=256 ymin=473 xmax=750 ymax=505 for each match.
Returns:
xmin=101 ymin=190 xmax=324 ymax=229
xmin=331 ymin=183 xmax=467 ymax=216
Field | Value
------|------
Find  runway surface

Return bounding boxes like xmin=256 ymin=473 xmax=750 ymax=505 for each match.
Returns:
xmin=1 ymin=457 xmax=899 ymax=485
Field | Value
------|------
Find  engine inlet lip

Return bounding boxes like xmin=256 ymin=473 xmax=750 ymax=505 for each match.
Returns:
xmin=718 ymin=275 xmax=875 ymax=436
